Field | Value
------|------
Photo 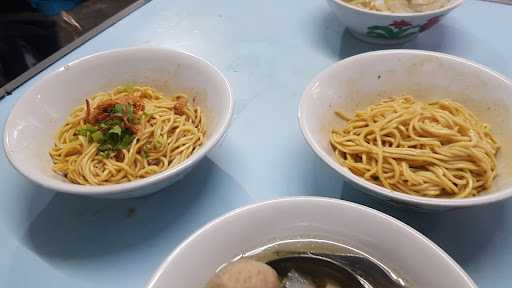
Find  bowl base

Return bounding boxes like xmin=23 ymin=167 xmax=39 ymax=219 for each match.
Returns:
xmin=348 ymin=28 xmax=418 ymax=45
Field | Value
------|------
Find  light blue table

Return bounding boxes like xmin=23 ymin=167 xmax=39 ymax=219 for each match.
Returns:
xmin=1 ymin=0 xmax=511 ymax=287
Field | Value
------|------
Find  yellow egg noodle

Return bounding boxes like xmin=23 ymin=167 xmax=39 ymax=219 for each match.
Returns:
xmin=50 ymin=86 xmax=205 ymax=185
xmin=330 ymin=96 xmax=499 ymax=198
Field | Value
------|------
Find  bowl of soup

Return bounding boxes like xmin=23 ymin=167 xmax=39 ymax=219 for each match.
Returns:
xmin=145 ymin=197 xmax=475 ymax=287
xmin=326 ymin=0 xmax=464 ymax=44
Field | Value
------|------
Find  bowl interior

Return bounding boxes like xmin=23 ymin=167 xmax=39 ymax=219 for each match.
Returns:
xmin=4 ymin=48 xmax=231 ymax=190
xmin=300 ymin=50 xmax=512 ymax=202
xmin=146 ymin=198 xmax=475 ymax=288
xmin=330 ymin=0 xmax=463 ymax=17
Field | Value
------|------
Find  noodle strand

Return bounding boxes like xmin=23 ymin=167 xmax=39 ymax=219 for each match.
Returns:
xmin=50 ymin=86 xmax=205 ymax=185
xmin=330 ymin=96 xmax=499 ymax=198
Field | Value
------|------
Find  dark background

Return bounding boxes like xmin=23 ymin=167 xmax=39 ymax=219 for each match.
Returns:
xmin=0 ymin=0 xmax=139 ymax=93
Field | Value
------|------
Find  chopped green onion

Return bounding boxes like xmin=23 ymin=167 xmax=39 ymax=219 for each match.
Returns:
xmin=119 ymin=134 xmax=135 ymax=149
xmin=100 ymin=119 xmax=123 ymax=128
xmin=76 ymin=124 xmax=97 ymax=136
xmin=112 ymin=103 xmax=126 ymax=115
xmin=127 ymin=104 xmax=134 ymax=122
xmin=99 ymin=151 xmax=111 ymax=158
xmin=108 ymin=125 xmax=122 ymax=136
xmin=98 ymin=143 xmax=112 ymax=151
xmin=84 ymin=100 xmax=140 ymax=158
xmin=91 ymin=131 xmax=104 ymax=142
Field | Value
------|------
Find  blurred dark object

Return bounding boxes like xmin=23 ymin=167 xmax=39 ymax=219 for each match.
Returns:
xmin=0 ymin=0 xmax=149 ymax=99
xmin=31 ymin=0 xmax=82 ymax=16
xmin=0 ymin=1 xmax=60 ymax=89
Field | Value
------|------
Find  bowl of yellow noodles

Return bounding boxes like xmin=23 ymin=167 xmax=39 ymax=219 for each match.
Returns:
xmin=299 ymin=49 xmax=512 ymax=210
xmin=326 ymin=0 xmax=463 ymax=45
xmin=3 ymin=47 xmax=233 ymax=198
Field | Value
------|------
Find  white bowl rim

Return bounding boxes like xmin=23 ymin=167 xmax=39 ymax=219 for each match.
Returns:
xmin=144 ymin=196 xmax=477 ymax=288
xmin=299 ymin=49 xmax=512 ymax=208
xmin=330 ymin=0 xmax=464 ymax=17
xmin=3 ymin=47 xmax=234 ymax=196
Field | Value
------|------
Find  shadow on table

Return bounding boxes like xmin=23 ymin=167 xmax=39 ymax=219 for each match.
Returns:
xmin=309 ymin=8 xmax=344 ymax=60
xmin=23 ymin=157 xmax=250 ymax=262
xmin=332 ymin=21 xmax=510 ymax=76
xmin=337 ymin=23 xmax=454 ymax=59
xmin=340 ymin=182 xmax=507 ymax=265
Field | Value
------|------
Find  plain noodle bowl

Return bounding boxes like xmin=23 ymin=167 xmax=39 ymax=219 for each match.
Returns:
xmin=330 ymin=96 xmax=499 ymax=198
xmin=50 ymin=85 xmax=205 ymax=185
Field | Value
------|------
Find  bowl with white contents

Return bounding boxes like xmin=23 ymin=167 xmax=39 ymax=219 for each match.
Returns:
xmin=145 ymin=197 xmax=476 ymax=288
xmin=326 ymin=0 xmax=464 ymax=44
xmin=3 ymin=47 xmax=233 ymax=198
xmin=299 ymin=49 xmax=512 ymax=210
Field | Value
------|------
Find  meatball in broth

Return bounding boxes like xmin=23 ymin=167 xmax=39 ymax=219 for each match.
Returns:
xmin=207 ymin=259 xmax=280 ymax=288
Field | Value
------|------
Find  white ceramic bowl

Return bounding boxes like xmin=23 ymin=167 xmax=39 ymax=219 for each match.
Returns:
xmin=326 ymin=0 xmax=463 ymax=45
xmin=3 ymin=47 xmax=233 ymax=198
xmin=299 ymin=50 xmax=512 ymax=210
xmin=145 ymin=197 xmax=476 ymax=287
